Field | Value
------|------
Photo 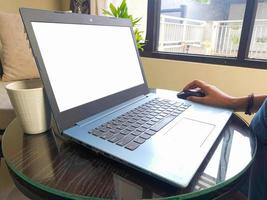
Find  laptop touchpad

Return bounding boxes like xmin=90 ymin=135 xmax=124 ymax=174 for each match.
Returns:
xmin=165 ymin=118 xmax=215 ymax=147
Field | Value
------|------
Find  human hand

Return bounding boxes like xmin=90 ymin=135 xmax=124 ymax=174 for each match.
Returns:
xmin=183 ymin=80 xmax=235 ymax=109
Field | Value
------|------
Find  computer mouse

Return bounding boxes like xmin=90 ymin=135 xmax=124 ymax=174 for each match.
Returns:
xmin=177 ymin=90 xmax=205 ymax=99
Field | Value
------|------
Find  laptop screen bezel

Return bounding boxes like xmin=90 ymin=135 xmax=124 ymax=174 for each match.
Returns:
xmin=20 ymin=8 xmax=149 ymax=132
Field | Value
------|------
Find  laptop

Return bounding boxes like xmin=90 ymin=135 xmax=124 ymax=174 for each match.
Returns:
xmin=20 ymin=8 xmax=232 ymax=188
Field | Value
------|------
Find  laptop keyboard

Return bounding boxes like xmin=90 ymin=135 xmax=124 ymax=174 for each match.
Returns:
xmin=88 ymin=98 xmax=191 ymax=151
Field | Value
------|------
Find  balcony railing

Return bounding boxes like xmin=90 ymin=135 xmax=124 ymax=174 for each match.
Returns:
xmin=158 ymin=15 xmax=206 ymax=53
xmin=158 ymin=15 xmax=267 ymax=59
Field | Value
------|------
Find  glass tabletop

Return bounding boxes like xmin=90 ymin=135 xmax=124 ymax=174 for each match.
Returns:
xmin=2 ymin=115 xmax=256 ymax=200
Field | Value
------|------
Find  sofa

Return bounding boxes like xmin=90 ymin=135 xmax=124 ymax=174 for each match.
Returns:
xmin=0 ymin=12 xmax=42 ymax=132
xmin=0 ymin=46 xmax=15 ymax=157
xmin=0 ymin=77 xmax=15 ymax=131
xmin=0 ymin=42 xmax=14 ymax=131
xmin=0 ymin=0 xmax=71 ymax=133
xmin=0 ymin=13 xmax=46 ymax=149
xmin=0 ymin=5 xmax=66 ymax=199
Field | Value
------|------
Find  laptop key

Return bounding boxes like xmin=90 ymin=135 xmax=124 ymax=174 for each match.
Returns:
xmin=123 ymin=122 xmax=132 ymax=127
xmin=159 ymin=113 xmax=168 ymax=117
xmin=100 ymin=132 xmax=114 ymax=140
xmin=126 ymin=127 xmax=135 ymax=132
xmin=131 ymin=123 xmax=140 ymax=128
xmin=171 ymin=111 xmax=182 ymax=116
xmin=141 ymin=124 xmax=151 ymax=129
xmin=110 ymin=129 xmax=121 ymax=134
xmin=147 ymin=114 xmax=154 ymax=119
xmin=91 ymin=130 xmax=104 ymax=137
xmin=155 ymin=115 xmax=164 ymax=120
xmin=98 ymin=127 xmax=109 ymax=132
xmin=150 ymin=115 xmax=176 ymax=132
xmin=125 ymin=142 xmax=140 ymax=151
xmin=134 ymin=137 xmax=146 ymax=144
xmin=120 ymin=129 xmax=131 ymax=135
xmin=116 ymin=135 xmax=136 ymax=146
xmin=137 ymin=127 xmax=146 ymax=132
xmin=140 ymin=133 xmax=151 ymax=139
xmin=128 ymin=119 xmax=136 ymax=123
xmin=151 ymin=118 xmax=160 ymax=122
xmin=145 ymin=129 xmax=156 ymax=136
xmin=108 ymin=134 xmax=125 ymax=143
xmin=131 ymin=130 xmax=142 ymax=136
xmin=132 ymin=116 xmax=140 ymax=120
xmin=116 ymin=125 xmax=126 ymax=130
xmin=136 ymin=120 xmax=144 ymax=125
xmin=147 ymin=120 xmax=156 ymax=126
xmin=141 ymin=117 xmax=150 ymax=122
xmin=105 ymin=123 xmax=113 ymax=129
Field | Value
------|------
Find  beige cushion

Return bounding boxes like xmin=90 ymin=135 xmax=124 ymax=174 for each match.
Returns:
xmin=0 ymin=40 xmax=3 ymax=72
xmin=0 ymin=79 xmax=15 ymax=129
xmin=0 ymin=41 xmax=2 ymax=61
xmin=0 ymin=12 xmax=39 ymax=81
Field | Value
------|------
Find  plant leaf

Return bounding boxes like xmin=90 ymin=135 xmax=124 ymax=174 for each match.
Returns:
xmin=119 ymin=0 xmax=127 ymax=13
xmin=118 ymin=0 xmax=128 ymax=18
xmin=101 ymin=0 xmax=145 ymax=51
xmin=109 ymin=3 xmax=118 ymax=17
xmin=119 ymin=0 xmax=127 ymax=10
xmin=132 ymin=17 xmax=142 ymax=27
xmin=134 ymin=28 xmax=145 ymax=51
xmin=120 ymin=6 xmax=128 ymax=18
xmin=102 ymin=9 xmax=113 ymax=16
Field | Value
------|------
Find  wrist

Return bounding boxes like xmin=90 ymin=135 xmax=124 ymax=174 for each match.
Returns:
xmin=228 ymin=96 xmax=248 ymax=112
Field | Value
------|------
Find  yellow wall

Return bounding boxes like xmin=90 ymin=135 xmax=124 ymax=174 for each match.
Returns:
xmin=59 ymin=0 xmax=71 ymax=11
xmin=141 ymin=57 xmax=267 ymax=122
xmin=0 ymin=0 xmax=65 ymax=13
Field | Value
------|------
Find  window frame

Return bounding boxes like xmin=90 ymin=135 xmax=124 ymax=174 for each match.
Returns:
xmin=141 ymin=0 xmax=267 ymax=70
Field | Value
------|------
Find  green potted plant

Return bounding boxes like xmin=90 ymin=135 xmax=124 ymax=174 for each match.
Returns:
xmin=102 ymin=0 xmax=145 ymax=51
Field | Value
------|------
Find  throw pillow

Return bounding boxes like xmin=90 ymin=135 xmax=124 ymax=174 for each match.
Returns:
xmin=0 ymin=41 xmax=3 ymax=76
xmin=0 ymin=12 xmax=39 ymax=81
xmin=0 ymin=59 xmax=3 ymax=77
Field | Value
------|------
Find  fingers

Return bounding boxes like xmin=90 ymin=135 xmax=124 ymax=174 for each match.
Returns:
xmin=187 ymin=96 xmax=207 ymax=104
xmin=183 ymin=80 xmax=208 ymax=91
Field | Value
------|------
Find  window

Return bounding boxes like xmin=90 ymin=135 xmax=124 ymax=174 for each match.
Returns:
xmin=248 ymin=0 xmax=267 ymax=60
xmin=143 ymin=0 xmax=267 ymax=69
xmin=159 ymin=0 xmax=246 ymax=57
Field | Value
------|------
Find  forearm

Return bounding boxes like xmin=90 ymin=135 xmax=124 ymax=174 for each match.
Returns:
xmin=230 ymin=95 xmax=267 ymax=113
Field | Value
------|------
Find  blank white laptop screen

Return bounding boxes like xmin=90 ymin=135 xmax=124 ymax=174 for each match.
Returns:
xmin=31 ymin=22 xmax=145 ymax=112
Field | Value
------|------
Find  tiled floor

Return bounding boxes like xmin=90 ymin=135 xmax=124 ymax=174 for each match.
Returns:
xmin=0 ymin=158 xmax=29 ymax=200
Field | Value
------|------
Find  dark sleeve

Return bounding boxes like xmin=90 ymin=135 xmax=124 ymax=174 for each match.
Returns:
xmin=250 ymin=98 xmax=267 ymax=143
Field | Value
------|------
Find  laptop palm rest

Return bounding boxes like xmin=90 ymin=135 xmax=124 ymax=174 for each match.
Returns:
xmin=164 ymin=118 xmax=215 ymax=149
xmin=147 ymin=118 xmax=217 ymax=186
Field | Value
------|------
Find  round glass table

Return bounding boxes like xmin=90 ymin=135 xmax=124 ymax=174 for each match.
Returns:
xmin=2 ymin=115 xmax=256 ymax=200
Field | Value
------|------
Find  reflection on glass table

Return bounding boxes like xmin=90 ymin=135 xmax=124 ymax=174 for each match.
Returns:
xmin=194 ymin=121 xmax=254 ymax=192
xmin=2 ymin=115 xmax=256 ymax=200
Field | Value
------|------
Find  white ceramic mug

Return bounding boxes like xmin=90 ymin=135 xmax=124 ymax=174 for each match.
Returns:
xmin=5 ymin=79 xmax=51 ymax=134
